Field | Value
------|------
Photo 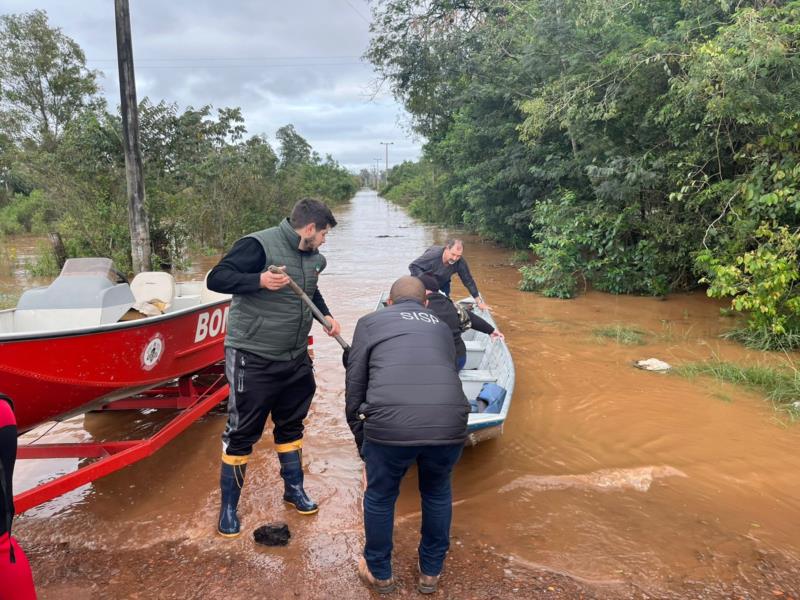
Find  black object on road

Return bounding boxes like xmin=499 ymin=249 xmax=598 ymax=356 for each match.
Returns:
xmin=253 ymin=522 xmax=291 ymax=546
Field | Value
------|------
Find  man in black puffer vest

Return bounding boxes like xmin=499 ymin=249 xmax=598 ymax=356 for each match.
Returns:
xmin=346 ymin=276 xmax=469 ymax=595
xmin=207 ymin=198 xmax=341 ymax=538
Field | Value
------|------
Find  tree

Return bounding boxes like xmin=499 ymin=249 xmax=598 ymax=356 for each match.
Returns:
xmin=0 ymin=11 xmax=357 ymax=271
xmin=359 ymin=168 xmax=372 ymax=187
xmin=276 ymin=124 xmax=312 ymax=168
xmin=368 ymin=0 xmax=800 ymax=346
xmin=0 ymin=10 xmax=99 ymax=149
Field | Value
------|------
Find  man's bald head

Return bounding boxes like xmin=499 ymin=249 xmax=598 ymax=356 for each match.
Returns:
xmin=389 ymin=275 xmax=426 ymax=304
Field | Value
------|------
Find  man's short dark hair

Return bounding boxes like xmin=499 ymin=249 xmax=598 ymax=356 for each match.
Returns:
xmin=389 ymin=276 xmax=425 ymax=304
xmin=290 ymin=198 xmax=337 ymax=230
xmin=445 ymin=239 xmax=463 ymax=249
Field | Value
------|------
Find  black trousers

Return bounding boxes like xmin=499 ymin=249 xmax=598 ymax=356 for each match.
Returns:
xmin=222 ymin=347 xmax=316 ymax=456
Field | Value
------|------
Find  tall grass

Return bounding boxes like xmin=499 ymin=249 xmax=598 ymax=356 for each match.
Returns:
xmin=510 ymin=249 xmax=531 ymax=266
xmin=592 ymin=324 xmax=647 ymax=345
xmin=675 ymin=360 xmax=800 ymax=419
xmin=722 ymin=327 xmax=800 ymax=352
xmin=657 ymin=319 xmax=696 ymax=343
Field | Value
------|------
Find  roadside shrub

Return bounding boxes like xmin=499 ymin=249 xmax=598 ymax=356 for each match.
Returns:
xmin=0 ymin=190 xmax=54 ymax=234
xmin=698 ymin=126 xmax=800 ymax=349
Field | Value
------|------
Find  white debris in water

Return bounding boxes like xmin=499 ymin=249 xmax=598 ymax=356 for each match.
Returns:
xmin=634 ymin=358 xmax=672 ymax=372
xmin=498 ymin=466 xmax=687 ymax=494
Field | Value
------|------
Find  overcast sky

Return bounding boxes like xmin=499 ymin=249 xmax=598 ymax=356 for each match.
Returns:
xmin=2 ymin=0 xmax=421 ymax=172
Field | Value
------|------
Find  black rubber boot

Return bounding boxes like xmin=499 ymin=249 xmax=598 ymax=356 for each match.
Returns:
xmin=218 ymin=459 xmax=247 ymax=537
xmin=278 ymin=449 xmax=318 ymax=515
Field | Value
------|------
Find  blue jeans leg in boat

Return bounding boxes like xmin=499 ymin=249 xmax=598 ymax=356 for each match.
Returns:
xmin=362 ymin=441 xmax=463 ymax=581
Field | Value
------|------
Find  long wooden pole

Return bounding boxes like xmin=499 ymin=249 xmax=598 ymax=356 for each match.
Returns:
xmin=115 ymin=0 xmax=151 ymax=273
xmin=267 ymin=265 xmax=350 ymax=352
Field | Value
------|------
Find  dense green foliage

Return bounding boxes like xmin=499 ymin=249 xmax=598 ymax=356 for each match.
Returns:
xmin=380 ymin=159 xmax=441 ymax=219
xmin=0 ymin=11 xmax=357 ymax=271
xmin=369 ymin=0 xmax=800 ymax=347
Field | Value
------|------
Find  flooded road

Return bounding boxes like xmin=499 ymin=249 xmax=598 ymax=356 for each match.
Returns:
xmin=0 ymin=234 xmax=50 ymax=308
xmin=9 ymin=190 xmax=800 ymax=598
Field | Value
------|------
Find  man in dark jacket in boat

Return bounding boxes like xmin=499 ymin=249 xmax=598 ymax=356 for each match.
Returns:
xmin=345 ymin=276 xmax=468 ymax=595
xmin=409 ymin=239 xmax=489 ymax=310
xmin=416 ymin=272 xmax=503 ymax=370
xmin=207 ymin=198 xmax=341 ymax=538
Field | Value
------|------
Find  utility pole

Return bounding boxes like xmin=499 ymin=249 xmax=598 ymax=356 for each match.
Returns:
xmin=115 ymin=0 xmax=151 ymax=273
xmin=379 ymin=142 xmax=394 ymax=186
xmin=373 ymin=158 xmax=382 ymax=189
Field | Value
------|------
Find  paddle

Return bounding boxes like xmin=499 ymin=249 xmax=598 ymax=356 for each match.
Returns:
xmin=267 ymin=265 xmax=351 ymax=367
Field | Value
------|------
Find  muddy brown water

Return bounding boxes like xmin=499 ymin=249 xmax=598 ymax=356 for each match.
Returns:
xmin=0 ymin=234 xmax=50 ymax=307
xmin=7 ymin=190 xmax=800 ymax=598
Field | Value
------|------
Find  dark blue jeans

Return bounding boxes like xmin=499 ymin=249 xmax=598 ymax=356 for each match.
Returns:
xmin=361 ymin=440 xmax=464 ymax=580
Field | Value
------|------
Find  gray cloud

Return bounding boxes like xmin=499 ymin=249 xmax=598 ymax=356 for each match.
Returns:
xmin=1 ymin=0 xmax=421 ymax=170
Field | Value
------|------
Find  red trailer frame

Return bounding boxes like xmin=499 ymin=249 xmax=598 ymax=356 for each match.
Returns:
xmin=14 ymin=364 xmax=228 ymax=514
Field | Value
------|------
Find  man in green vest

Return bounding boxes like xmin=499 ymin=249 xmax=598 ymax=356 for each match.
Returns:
xmin=207 ymin=198 xmax=341 ymax=538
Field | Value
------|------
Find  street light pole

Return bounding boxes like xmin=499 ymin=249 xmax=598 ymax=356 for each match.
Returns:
xmin=373 ymin=158 xmax=382 ymax=189
xmin=379 ymin=141 xmax=394 ymax=186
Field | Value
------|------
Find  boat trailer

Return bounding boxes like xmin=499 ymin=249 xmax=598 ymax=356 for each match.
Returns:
xmin=14 ymin=364 xmax=229 ymax=513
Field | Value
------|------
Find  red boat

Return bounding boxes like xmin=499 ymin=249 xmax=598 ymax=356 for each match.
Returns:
xmin=0 ymin=258 xmax=232 ymax=433
xmin=1 ymin=258 xmax=238 ymax=512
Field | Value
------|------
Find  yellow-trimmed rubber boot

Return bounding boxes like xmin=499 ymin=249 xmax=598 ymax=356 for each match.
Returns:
xmin=276 ymin=441 xmax=318 ymax=515
xmin=218 ymin=454 xmax=248 ymax=537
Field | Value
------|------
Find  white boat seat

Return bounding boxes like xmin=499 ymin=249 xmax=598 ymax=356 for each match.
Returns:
xmin=460 ymin=369 xmax=497 ymax=382
xmin=201 ymin=271 xmax=231 ymax=304
xmin=463 ymin=339 xmax=486 ymax=370
xmin=130 ymin=272 xmax=176 ymax=309
xmin=464 ymin=339 xmax=486 ymax=349
xmin=459 ymin=369 xmax=498 ymax=400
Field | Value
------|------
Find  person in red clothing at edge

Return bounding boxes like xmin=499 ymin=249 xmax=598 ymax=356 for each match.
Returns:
xmin=0 ymin=394 xmax=37 ymax=599
xmin=206 ymin=198 xmax=341 ymax=538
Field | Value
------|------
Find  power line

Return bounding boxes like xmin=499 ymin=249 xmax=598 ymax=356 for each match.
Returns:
xmin=88 ymin=62 xmax=368 ymax=70
xmin=341 ymin=0 xmax=371 ymax=24
xmin=86 ymin=55 xmax=362 ymax=62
